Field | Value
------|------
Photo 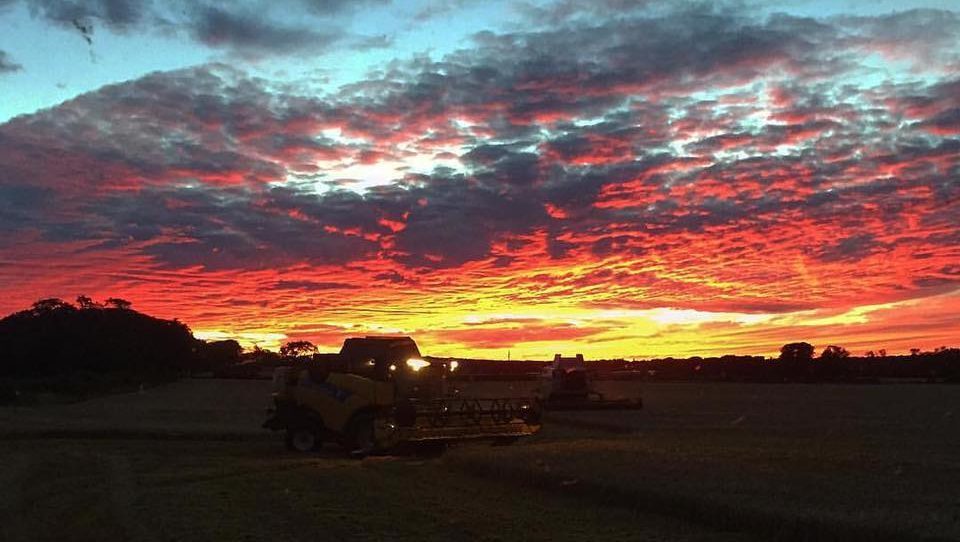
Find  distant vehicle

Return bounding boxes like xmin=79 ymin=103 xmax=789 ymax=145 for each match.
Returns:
xmin=263 ymin=336 xmax=542 ymax=454
xmin=538 ymin=354 xmax=643 ymax=410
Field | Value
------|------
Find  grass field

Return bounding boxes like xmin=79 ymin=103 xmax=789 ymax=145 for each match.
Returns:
xmin=1 ymin=379 xmax=958 ymax=541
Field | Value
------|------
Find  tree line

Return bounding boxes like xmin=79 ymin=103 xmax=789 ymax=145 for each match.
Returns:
xmin=423 ymin=342 xmax=960 ymax=383
xmin=2 ymin=298 xmax=957 ymax=399
xmin=0 ymin=297 xmax=244 ymax=400
xmin=578 ymin=342 xmax=960 ymax=383
xmin=236 ymin=338 xmax=960 ymax=383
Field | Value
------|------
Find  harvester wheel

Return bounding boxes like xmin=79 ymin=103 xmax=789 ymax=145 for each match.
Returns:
xmin=286 ymin=428 xmax=320 ymax=452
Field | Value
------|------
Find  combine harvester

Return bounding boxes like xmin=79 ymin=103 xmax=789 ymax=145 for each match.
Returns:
xmin=264 ymin=336 xmax=542 ymax=455
xmin=538 ymin=354 xmax=643 ymax=411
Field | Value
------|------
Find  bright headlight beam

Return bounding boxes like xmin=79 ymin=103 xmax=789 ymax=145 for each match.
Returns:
xmin=406 ymin=358 xmax=430 ymax=372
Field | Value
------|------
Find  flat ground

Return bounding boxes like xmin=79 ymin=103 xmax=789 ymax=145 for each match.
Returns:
xmin=1 ymin=379 xmax=957 ymax=541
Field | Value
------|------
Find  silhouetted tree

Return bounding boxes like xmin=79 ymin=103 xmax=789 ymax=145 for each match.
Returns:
xmin=820 ymin=345 xmax=850 ymax=361
xmin=104 ymin=297 xmax=132 ymax=310
xmin=76 ymin=295 xmax=101 ymax=310
xmin=247 ymin=345 xmax=283 ymax=367
xmin=197 ymin=339 xmax=243 ymax=375
xmin=778 ymin=342 xmax=814 ymax=380
xmin=0 ymin=298 xmax=198 ymax=381
xmin=280 ymin=340 xmax=318 ymax=358
xmin=31 ymin=298 xmax=75 ymax=314
xmin=815 ymin=345 xmax=850 ymax=380
xmin=779 ymin=342 xmax=814 ymax=363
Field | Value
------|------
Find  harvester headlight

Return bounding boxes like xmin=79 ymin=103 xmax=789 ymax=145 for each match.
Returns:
xmin=406 ymin=358 xmax=430 ymax=372
xmin=449 ymin=360 xmax=459 ymax=372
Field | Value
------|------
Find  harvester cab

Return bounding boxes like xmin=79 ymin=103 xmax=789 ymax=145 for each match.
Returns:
xmin=264 ymin=336 xmax=541 ymax=454
xmin=538 ymin=353 xmax=643 ymax=410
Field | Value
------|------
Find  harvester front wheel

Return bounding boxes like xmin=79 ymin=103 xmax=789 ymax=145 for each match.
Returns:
xmin=286 ymin=428 xmax=321 ymax=452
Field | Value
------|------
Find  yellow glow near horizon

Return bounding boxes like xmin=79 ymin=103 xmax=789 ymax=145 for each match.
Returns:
xmin=194 ymin=330 xmax=288 ymax=350
xmin=781 ymin=299 xmax=914 ymax=327
xmin=186 ymin=288 xmax=960 ymax=361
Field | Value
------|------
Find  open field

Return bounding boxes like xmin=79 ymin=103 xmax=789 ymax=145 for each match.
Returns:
xmin=0 ymin=379 xmax=271 ymax=438
xmin=1 ymin=379 xmax=958 ymax=541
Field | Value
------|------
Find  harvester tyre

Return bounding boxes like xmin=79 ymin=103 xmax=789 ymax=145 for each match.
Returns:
xmin=286 ymin=428 xmax=320 ymax=452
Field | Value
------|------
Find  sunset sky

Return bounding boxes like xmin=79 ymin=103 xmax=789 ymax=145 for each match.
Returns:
xmin=1 ymin=0 xmax=958 ymax=358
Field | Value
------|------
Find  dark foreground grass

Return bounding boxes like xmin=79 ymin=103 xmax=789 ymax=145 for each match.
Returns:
xmin=0 ymin=439 xmax=736 ymax=542
xmin=448 ymin=434 xmax=959 ymax=542
xmin=1 ymin=380 xmax=957 ymax=541
xmin=453 ymin=382 xmax=960 ymax=541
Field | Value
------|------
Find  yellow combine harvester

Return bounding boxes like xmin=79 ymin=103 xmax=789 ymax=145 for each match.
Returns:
xmin=264 ymin=336 xmax=542 ymax=454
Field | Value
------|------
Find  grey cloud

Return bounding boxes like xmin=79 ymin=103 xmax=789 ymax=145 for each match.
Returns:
xmin=816 ymin=233 xmax=882 ymax=262
xmin=94 ymin=185 xmax=380 ymax=270
xmin=351 ymin=34 xmax=394 ymax=51
xmin=514 ymin=0 xmax=657 ymax=25
xmin=24 ymin=0 xmax=148 ymax=31
xmin=298 ymin=0 xmax=389 ymax=15
xmin=0 ymin=64 xmax=333 ymax=191
xmin=0 ymin=50 xmax=22 ymax=73
xmin=0 ymin=184 xmax=51 ymax=240
xmin=333 ymin=6 xmax=840 ymax=147
xmin=840 ymin=9 xmax=960 ymax=51
xmin=462 ymin=144 xmax=543 ymax=187
xmin=15 ymin=0 xmax=367 ymax=56
xmin=190 ymin=6 xmax=343 ymax=56
xmin=374 ymin=271 xmax=407 ymax=283
xmin=916 ymin=108 xmax=960 ymax=135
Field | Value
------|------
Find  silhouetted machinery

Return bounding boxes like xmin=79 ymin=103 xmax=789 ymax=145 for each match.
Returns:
xmin=538 ymin=354 xmax=643 ymax=410
xmin=264 ymin=336 xmax=542 ymax=454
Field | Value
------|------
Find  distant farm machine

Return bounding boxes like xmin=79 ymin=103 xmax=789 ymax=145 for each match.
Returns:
xmin=538 ymin=354 xmax=643 ymax=410
xmin=264 ymin=336 xmax=542 ymax=455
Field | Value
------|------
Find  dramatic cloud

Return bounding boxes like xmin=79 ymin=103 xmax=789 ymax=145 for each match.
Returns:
xmin=1 ymin=3 xmax=959 ymax=356
xmin=298 ymin=0 xmax=390 ymax=15
xmin=13 ymin=0 xmax=381 ymax=55
xmin=0 ymin=50 xmax=21 ymax=73
xmin=513 ymin=0 xmax=658 ymax=26
xmin=188 ymin=6 xmax=343 ymax=56
xmin=24 ymin=0 xmax=149 ymax=31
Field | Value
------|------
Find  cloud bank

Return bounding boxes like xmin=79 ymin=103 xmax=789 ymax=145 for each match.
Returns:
xmin=1 ymin=3 xmax=958 ymax=355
